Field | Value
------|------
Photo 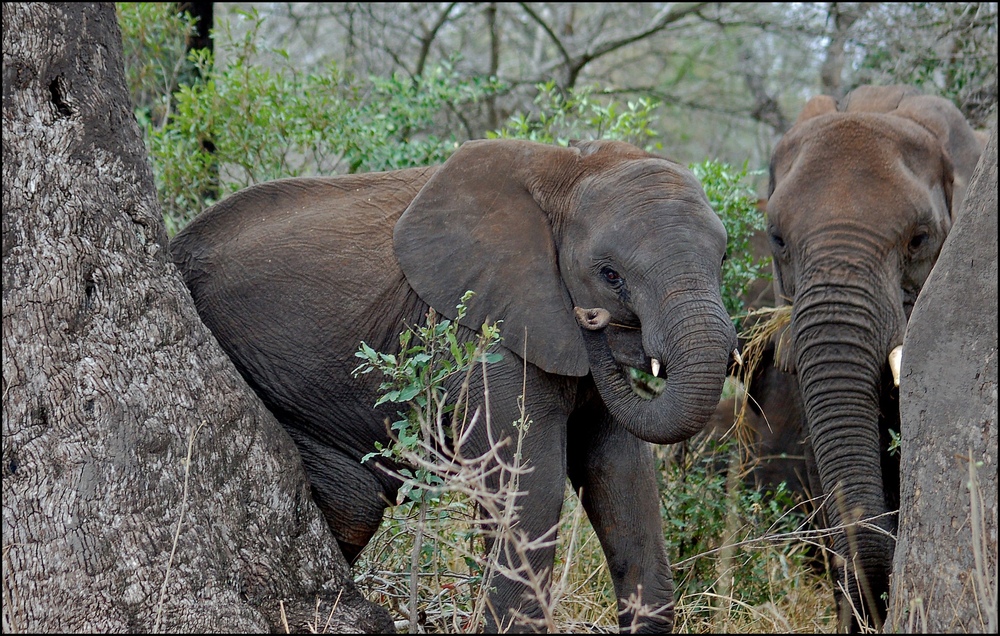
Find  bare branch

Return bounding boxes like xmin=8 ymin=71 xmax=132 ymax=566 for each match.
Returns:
xmin=517 ymin=3 xmax=573 ymax=74
xmin=415 ymin=2 xmax=461 ymax=78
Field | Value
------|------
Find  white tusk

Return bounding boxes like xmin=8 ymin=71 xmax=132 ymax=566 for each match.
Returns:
xmin=651 ymin=358 xmax=661 ymax=378
xmin=889 ymin=345 xmax=903 ymax=387
xmin=732 ymin=348 xmax=743 ymax=367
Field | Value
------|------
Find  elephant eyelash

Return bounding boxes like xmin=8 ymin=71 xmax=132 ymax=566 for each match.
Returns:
xmin=908 ymin=231 xmax=930 ymax=252
xmin=599 ymin=265 xmax=625 ymax=287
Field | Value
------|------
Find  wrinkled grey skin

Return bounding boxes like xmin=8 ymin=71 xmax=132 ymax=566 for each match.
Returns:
xmin=764 ymin=85 xmax=984 ymax=632
xmin=170 ymin=139 xmax=737 ymax=633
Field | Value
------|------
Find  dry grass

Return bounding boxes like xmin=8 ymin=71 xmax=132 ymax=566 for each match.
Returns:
xmin=354 ymin=479 xmax=839 ymax=633
xmin=732 ymin=305 xmax=792 ymax=442
xmin=967 ymin=456 xmax=998 ymax=634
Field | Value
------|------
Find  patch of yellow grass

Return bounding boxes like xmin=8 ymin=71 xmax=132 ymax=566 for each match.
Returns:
xmin=731 ymin=305 xmax=793 ymax=446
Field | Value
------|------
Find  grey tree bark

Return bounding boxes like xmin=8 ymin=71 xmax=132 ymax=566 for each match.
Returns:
xmin=888 ymin=124 xmax=998 ymax=632
xmin=1 ymin=3 xmax=393 ymax=633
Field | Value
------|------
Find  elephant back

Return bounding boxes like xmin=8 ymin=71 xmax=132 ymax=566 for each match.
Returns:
xmin=170 ymin=169 xmax=437 ymax=455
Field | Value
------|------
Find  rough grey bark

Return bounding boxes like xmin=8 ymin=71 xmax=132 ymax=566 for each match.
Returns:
xmin=1 ymin=3 xmax=393 ymax=633
xmin=888 ymin=124 xmax=998 ymax=633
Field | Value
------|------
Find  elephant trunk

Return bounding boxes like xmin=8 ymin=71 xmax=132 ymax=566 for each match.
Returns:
xmin=574 ymin=297 xmax=737 ymax=445
xmin=791 ymin=286 xmax=897 ymax=629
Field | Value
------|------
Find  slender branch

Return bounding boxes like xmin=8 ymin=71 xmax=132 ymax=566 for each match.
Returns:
xmin=415 ymin=2 xmax=460 ymax=78
xmin=517 ymin=2 xmax=573 ymax=73
xmin=583 ymin=3 xmax=709 ymax=62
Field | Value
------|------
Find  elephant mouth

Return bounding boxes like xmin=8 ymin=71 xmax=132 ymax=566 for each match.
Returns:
xmin=603 ymin=322 xmax=673 ymax=400
xmin=605 ymin=322 xmax=659 ymax=376
xmin=587 ymin=311 xmax=739 ymax=399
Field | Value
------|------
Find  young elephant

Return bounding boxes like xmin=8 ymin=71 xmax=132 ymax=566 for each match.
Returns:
xmin=170 ymin=138 xmax=738 ymax=633
xmin=757 ymin=85 xmax=984 ymax=631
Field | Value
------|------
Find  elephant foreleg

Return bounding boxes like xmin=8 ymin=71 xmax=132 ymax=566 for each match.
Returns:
xmin=459 ymin=357 xmax=573 ymax=633
xmin=286 ymin=428 xmax=394 ymax=564
xmin=567 ymin=398 xmax=675 ymax=633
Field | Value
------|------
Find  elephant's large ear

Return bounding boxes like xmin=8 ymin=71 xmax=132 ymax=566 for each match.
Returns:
xmin=394 ymin=139 xmax=589 ymax=377
xmin=895 ymin=93 xmax=984 ymax=217
xmin=839 ymin=85 xmax=984 ymax=217
xmin=793 ymin=94 xmax=837 ymax=125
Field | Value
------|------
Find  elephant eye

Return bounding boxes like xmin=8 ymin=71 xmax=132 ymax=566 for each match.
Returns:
xmin=600 ymin=266 xmax=623 ymax=285
xmin=909 ymin=231 xmax=930 ymax=252
xmin=770 ymin=231 xmax=786 ymax=250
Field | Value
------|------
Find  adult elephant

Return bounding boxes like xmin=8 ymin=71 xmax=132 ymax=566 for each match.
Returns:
xmin=760 ymin=85 xmax=984 ymax=631
xmin=170 ymin=138 xmax=738 ymax=633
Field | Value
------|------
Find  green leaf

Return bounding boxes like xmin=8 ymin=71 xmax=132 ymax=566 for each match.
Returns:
xmin=397 ymin=384 xmax=421 ymax=402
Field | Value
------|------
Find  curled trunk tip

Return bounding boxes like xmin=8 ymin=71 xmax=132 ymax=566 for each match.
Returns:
xmin=574 ymin=306 xmax=611 ymax=330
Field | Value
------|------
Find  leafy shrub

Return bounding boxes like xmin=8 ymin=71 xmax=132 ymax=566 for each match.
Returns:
xmin=658 ymin=436 xmax=817 ymax=628
xmin=117 ymin=2 xmax=198 ymax=130
xmin=690 ymin=159 xmax=771 ymax=320
xmin=119 ymin=5 xmax=503 ymax=235
xmin=352 ymin=293 xmax=540 ymax=632
xmin=489 ymin=80 xmax=661 ymax=150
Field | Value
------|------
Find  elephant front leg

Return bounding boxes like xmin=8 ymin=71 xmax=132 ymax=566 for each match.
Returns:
xmin=567 ymin=395 xmax=675 ymax=633
xmin=286 ymin=427 xmax=394 ymax=564
xmin=459 ymin=357 xmax=574 ymax=633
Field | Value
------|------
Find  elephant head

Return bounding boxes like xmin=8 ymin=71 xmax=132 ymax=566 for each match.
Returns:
xmin=395 ymin=138 xmax=738 ymax=445
xmin=766 ymin=85 xmax=984 ymax=630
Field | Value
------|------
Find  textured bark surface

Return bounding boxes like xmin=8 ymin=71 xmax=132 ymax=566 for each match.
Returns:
xmin=889 ymin=124 xmax=998 ymax=633
xmin=1 ymin=4 xmax=392 ymax=633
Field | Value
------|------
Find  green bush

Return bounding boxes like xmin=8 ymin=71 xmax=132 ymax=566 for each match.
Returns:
xmin=118 ymin=5 xmax=503 ymax=235
xmin=117 ymin=2 xmax=198 ymax=130
xmin=489 ymin=80 xmax=660 ymax=150
xmin=658 ymin=437 xmax=814 ymax=625
xmin=690 ymin=159 xmax=771 ymax=320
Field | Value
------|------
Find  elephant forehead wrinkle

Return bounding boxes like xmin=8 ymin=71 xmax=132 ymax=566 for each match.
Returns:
xmin=779 ymin=118 xmax=914 ymax=180
xmin=773 ymin=164 xmax=914 ymax=230
xmin=596 ymin=159 xmax=704 ymax=202
xmin=797 ymin=221 xmax=893 ymax=252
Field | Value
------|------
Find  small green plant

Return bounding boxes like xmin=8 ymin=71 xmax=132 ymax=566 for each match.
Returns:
xmin=352 ymin=291 xmax=528 ymax=632
xmin=690 ymin=159 xmax=771 ymax=321
xmin=353 ymin=290 xmax=503 ymax=504
xmin=887 ymin=428 xmax=901 ymax=456
xmin=490 ymin=81 xmax=661 ymax=150
xmin=658 ymin=436 xmax=817 ymax=628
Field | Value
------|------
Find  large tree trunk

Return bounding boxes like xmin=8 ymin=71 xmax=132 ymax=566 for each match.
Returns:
xmin=1 ymin=4 xmax=392 ymax=633
xmin=888 ymin=124 xmax=998 ymax=633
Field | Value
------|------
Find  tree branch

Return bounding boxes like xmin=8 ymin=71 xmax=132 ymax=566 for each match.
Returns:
xmin=517 ymin=3 xmax=573 ymax=75
xmin=415 ymin=2 xmax=460 ymax=78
